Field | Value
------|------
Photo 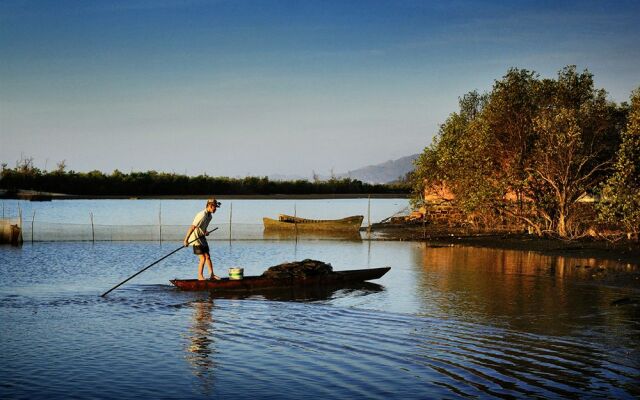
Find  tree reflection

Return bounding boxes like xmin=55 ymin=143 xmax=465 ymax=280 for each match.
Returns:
xmin=412 ymin=243 xmax=639 ymax=336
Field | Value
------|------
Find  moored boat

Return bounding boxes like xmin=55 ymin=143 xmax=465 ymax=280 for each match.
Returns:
xmin=263 ymin=214 xmax=364 ymax=232
xmin=171 ymin=266 xmax=390 ymax=292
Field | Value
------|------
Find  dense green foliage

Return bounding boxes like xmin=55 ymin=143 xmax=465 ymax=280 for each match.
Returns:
xmin=0 ymin=164 xmax=409 ymax=196
xmin=413 ymin=66 xmax=633 ymax=238
xmin=598 ymin=88 xmax=640 ymax=238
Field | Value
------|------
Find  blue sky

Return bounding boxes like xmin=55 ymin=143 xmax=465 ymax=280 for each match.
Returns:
xmin=1 ymin=0 xmax=639 ymax=177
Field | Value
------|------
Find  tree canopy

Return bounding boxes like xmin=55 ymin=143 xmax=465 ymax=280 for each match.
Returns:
xmin=413 ymin=66 xmax=633 ymax=238
xmin=0 ymin=166 xmax=409 ymax=197
xmin=598 ymin=88 xmax=640 ymax=238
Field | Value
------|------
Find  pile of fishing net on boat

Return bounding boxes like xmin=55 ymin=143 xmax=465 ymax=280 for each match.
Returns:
xmin=261 ymin=259 xmax=333 ymax=279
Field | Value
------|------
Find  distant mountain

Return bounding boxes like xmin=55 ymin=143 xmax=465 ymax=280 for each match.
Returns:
xmin=267 ymin=154 xmax=419 ymax=184
xmin=339 ymin=154 xmax=419 ymax=184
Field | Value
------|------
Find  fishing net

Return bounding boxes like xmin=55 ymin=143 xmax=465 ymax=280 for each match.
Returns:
xmin=261 ymin=259 xmax=333 ymax=279
xmin=1 ymin=198 xmax=409 ymax=242
xmin=16 ymin=222 xmax=365 ymax=242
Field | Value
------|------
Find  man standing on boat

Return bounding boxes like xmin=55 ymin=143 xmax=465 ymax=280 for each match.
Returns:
xmin=184 ymin=198 xmax=221 ymax=280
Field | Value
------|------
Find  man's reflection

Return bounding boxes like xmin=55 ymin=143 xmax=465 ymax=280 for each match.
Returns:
xmin=185 ymin=297 xmax=216 ymax=393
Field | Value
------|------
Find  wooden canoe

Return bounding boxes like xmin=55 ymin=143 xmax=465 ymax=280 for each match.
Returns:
xmin=170 ymin=266 xmax=390 ymax=292
xmin=263 ymin=214 xmax=364 ymax=232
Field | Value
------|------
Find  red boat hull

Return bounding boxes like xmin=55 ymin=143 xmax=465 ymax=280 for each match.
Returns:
xmin=170 ymin=267 xmax=390 ymax=292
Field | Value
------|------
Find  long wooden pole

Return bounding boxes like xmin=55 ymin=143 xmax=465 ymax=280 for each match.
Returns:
xmin=100 ymin=227 xmax=219 ymax=297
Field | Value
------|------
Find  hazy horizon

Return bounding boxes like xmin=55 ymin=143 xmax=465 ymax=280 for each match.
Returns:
xmin=2 ymin=0 xmax=639 ymax=177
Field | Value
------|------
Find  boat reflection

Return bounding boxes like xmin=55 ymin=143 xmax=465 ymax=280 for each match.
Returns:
xmin=182 ymin=281 xmax=384 ymax=392
xmin=206 ymin=281 xmax=384 ymax=301
xmin=262 ymin=229 xmax=362 ymax=242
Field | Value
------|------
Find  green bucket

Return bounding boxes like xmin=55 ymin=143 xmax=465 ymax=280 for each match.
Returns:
xmin=228 ymin=267 xmax=244 ymax=280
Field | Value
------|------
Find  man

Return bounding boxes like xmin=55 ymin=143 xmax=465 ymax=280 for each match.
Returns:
xmin=184 ymin=198 xmax=221 ymax=280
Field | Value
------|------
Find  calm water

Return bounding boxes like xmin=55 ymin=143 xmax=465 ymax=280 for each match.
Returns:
xmin=0 ymin=198 xmax=409 ymax=225
xmin=1 ymin=200 xmax=639 ymax=399
xmin=1 ymin=198 xmax=409 ymax=241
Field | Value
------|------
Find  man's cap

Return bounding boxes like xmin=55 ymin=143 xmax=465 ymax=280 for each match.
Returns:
xmin=207 ymin=198 xmax=221 ymax=207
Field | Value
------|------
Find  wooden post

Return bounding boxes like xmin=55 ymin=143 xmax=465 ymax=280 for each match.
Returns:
xmin=159 ymin=202 xmax=162 ymax=243
xmin=367 ymin=236 xmax=372 ymax=266
xmin=229 ymin=202 xmax=233 ymax=241
xmin=294 ymin=202 xmax=298 ymax=241
xmin=367 ymin=195 xmax=371 ymax=237
xmin=90 ymin=212 xmax=95 ymax=243
xmin=17 ymin=205 xmax=23 ymax=243
xmin=31 ymin=210 xmax=36 ymax=243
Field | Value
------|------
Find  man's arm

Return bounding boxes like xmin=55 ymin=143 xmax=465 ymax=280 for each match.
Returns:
xmin=184 ymin=225 xmax=196 ymax=247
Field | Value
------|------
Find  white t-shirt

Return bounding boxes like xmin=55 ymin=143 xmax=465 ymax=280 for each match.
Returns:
xmin=188 ymin=209 xmax=212 ymax=246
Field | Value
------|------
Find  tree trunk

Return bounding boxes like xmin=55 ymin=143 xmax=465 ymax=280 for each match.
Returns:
xmin=558 ymin=213 xmax=567 ymax=237
xmin=557 ymin=197 xmax=570 ymax=238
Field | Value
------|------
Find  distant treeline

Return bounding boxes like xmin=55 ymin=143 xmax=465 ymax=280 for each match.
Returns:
xmin=412 ymin=66 xmax=639 ymax=239
xmin=0 ymin=165 xmax=410 ymax=196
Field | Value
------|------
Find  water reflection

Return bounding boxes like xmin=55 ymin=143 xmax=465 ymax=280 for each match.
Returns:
xmin=410 ymin=320 xmax=635 ymax=399
xmin=262 ymin=230 xmax=362 ymax=241
xmin=185 ymin=297 xmax=217 ymax=394
xmin=2 ymin=238 xmax=639 ymax=398
xmin=181 ymin=283 xmax=386 ymax=394
xmin=205 ymin=282 xmax=385 ymax=302
xmin=412 ymin=243 xmax=640 ymax=337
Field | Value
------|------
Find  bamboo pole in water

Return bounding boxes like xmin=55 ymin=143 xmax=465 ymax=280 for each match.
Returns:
xmin=17 ymin=205 xmax=23 ymax=244
xmin=159 ymin=202 xmax=162 ymax=244
xmin=90 ymin=212 xmax=95 ymax=243
xmin=31 ymin=210 xmax=35 ymax=243
xmin=229 ymin=202 xmax=233 ymax=241
xmin=367 ymin=195 xmax=371 ymax=237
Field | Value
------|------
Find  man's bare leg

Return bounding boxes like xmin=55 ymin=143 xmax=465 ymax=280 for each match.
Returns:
xmin=205 ymin=254 xmax=218 ymax=279
xmin=197 ymin=255 xmax=206 ymax=280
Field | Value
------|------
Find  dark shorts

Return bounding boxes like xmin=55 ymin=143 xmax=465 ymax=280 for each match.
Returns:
xmin=193 ymin=245 xmax=210 ymax=255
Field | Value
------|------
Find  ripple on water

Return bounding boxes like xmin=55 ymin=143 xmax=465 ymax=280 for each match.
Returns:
xmin=1 ymin=287 xmax=639 ymax=399
xmin=185 ymin=300 xmax=638 ymax=399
